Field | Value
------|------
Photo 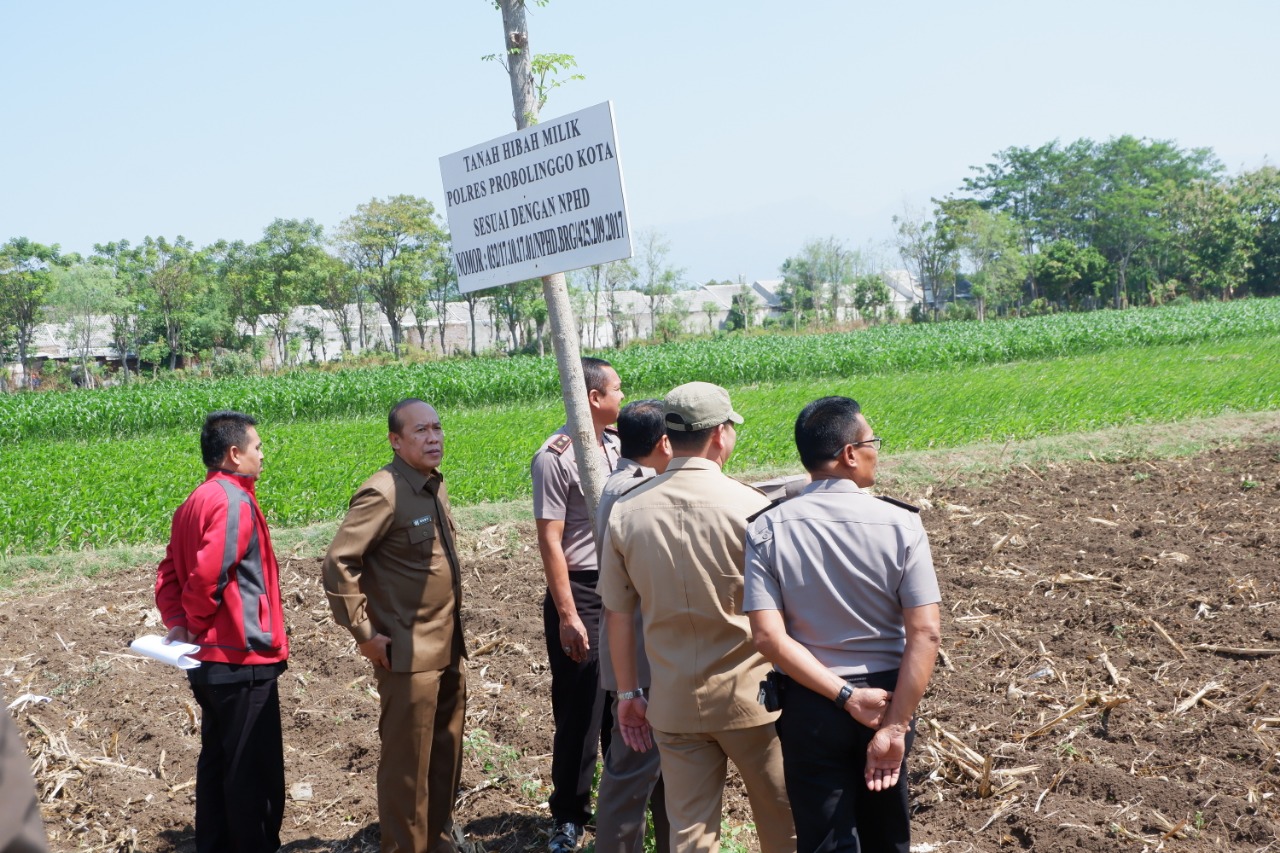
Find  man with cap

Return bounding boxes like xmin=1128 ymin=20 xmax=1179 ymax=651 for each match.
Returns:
xmin=599 ymin=382 xmax=796 ymax=853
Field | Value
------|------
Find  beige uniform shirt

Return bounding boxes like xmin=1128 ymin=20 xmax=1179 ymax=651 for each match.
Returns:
xmin=323 ymin=455 xmax=465 ymax=672
xmin=599 ymin=456 xmax=775 ymax=733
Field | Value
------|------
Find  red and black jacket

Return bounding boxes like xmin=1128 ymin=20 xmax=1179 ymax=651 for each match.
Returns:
xmin=155 ymin=470 xmax=289 ymax=666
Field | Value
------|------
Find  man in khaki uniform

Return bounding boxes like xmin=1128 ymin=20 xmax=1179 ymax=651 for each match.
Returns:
xmin=599 ymin=382 xmax=796 ymax=853
xmin=323 ymin=399 xmax=466 ymax=853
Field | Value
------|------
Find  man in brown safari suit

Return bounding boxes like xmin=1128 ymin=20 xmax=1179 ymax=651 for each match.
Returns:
xmin=323 ymin=398 xmax=467 ymax=853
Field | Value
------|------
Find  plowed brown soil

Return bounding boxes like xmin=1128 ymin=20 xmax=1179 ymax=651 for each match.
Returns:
xmin=3 ymin=439 xmax=1278 ymax=852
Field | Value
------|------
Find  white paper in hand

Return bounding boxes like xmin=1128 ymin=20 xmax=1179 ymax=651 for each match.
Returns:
xmin=130 ymin=635 xmax=202 ymax=669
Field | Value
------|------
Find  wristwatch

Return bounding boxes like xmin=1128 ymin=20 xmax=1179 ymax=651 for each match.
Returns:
xmin=618 ymin=688 xmax=645 ymax=701
xmin=834 ymin=684 xmax=854 ymax=709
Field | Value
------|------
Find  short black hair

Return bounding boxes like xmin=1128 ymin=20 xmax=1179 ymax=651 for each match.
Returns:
xmin=617 ymin=399 xmax=665 ymax=460
xmin=583 ymin=357 xmax=614 ymax=394
xmin=201 ymin=410 xmax=257 ymax=468
xmin=794 ymin=396 xmax=864 ymax=471
xmin=389 ymin=398 xmax=428 ymax=434
xmin=667 ymin=424 xmax=717 ymax=452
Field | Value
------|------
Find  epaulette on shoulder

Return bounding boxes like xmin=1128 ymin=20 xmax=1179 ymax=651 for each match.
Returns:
xmin=747 ymin=497 xmax=786 ymax=524
xmin=616 ymin=475 xmax=651 ymax=498
xmin=876 ymin=494 xmax=920 ymax=514
xmin=546 ymin=434 xmax=573 ymax=455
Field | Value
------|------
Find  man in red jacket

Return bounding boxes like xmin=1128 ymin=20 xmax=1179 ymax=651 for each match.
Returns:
xmin=155 ymin=410 xmax=289 ymax=853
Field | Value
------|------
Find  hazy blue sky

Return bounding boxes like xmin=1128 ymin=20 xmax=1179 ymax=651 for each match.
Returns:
xmin=4 ymin=1 xmax=1277 ymax=284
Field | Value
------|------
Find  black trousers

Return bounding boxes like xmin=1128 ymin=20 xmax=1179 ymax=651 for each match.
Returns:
xmin=775 ymin=671 xmax=913 ymax=853
xmin=543 ymin=571 xmax=612 ymax=826
xmin=188 ymin=668 xmax=285 ymax=853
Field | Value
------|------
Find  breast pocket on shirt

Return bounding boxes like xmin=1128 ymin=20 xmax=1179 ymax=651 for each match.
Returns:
xmin=405 ymin=520 xmax=437 ymax=564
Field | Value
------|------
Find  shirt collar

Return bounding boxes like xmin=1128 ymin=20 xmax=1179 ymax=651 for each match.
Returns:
xmin=613 ymin=458 xmax=655 ymax=478
xmin=391 ymin=453 xmax=442 ymax=495
xmin=667 ymin=456 xmax=721 ymax=473
xmin=800 ymin=477 xmax=865 ymax=496
xmin=206 ymin=468 xmax=257 ymax=495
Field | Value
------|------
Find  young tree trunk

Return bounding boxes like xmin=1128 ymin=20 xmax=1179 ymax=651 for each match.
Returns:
xmin=498 ymin=0 xmax=606 ymax=517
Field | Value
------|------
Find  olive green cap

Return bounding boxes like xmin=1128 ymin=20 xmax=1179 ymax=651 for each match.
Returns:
xmin=663 ymin=382 xmax=743 ymax=432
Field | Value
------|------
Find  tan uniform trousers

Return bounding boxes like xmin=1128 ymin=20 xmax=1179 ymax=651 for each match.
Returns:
xmin=374 ymin=665 xmax=467 ymax=853
xmin=653 ymin=723 xmax=795 ymax=853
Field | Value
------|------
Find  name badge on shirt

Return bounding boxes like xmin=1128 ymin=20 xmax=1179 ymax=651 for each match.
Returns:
xmin=411 ymin=515 xmax=433 ymax=527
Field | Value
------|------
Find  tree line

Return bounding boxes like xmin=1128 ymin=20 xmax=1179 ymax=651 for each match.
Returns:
xmin=771 ymin=136 xmax=1278 ymax=328
xmin=0 ymin=195 xmax=698 ymax=389
xmin=892 ymin=135 xmax=1279 ymax=321
xmin=4 ymin=134 xmax=1278 ymax=389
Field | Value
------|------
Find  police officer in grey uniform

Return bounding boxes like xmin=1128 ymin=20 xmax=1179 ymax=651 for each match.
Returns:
xmin=594 ymin=400 xmax=672 ymax=853
xmin=532 ymin=357 xmax=624 ymax=852
xmin=745 ymin=396 xmax=942 ymax=853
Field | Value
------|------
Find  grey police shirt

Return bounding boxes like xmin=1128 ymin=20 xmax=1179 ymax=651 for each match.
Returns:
xmin=744 ymin=477 xmax=941 ymax=676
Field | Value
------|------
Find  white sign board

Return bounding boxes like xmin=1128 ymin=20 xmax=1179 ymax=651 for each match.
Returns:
xmin=439 ymin=101 xmax=632 ymax=293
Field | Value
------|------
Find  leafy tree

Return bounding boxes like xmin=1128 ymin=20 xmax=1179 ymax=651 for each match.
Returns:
xmin=0 ymin=237 xmax=66 ymax=386
xmin=961 ymin=140 xmax=1093 ymax=251
xmin=49 ymin=262 xmax=122 ymax=388
xmin=127 ymin=236 xmax=202 ymax=370
xmin=777 ymin=255 xmax=815 ymax=331
xmin=957 ymin=136 xmax=1220 ymax=309
xmin=603 ymin=258 xmax=636 ymax=348
xmin=90 ymin=240 xmax=148 ymax=383
xmin=894 ymin=208 xmax=955 ymax=318
xmin=1168 ymin=180 xmax=1254 ymax=301
xmin=420 ymin=247 xmax=458 ymax=354
xmin=701 ymin=299 xmax=719 ymax=332
xmin=258 ymin=218 xmax=329 ymax=365
xmin=571 ymin=261 xmax=632 ymax=347
xmin=778 ymin=237 xmax=856 ymax=327
xmin=946 ymin=204 xmax=1028 ymax=320
xmin=727 ymin=285 xmax=758 ymax=331
xmin=652 ymin=294 xmax=687 ymax=343
xmin=1237 ymin=166 xmax=1280 ymax=297
xmin=492 ymin=278 xmax=543 ymax=352
xmin=851 ymin=274 xmax=892 ymax=324
xmin=303 ymin=324 xmax=325 ymax=363
xmin=308 ymin=252 xmax=359 ymax=354
xmin=636 ymin=231 xmax=683 ymax=341
xmin=1088 ymin=137 xmax=1220 ymax=308
xmin=1032 ymin=239 xmax=1108 ymax=308
xmin=207 ymin=238 xmax=268 ymax=342
xmin=334 ymin=195 xmax=447 ymax=358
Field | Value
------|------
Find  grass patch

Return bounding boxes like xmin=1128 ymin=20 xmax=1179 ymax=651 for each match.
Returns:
xmin=2 ymin=336 xmax=1277 ymax=555
xmin=2 ymin=409 xmax=1277 ymax=586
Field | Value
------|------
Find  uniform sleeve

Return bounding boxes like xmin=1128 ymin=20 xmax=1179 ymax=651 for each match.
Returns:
xmin=743 ymin=519 xmax=784 ymax=612
xmin=182 ymin=492 xmax=237 ymax=637
xmin=322 ymin=485 xmax=395 ymax=643
xmin=598 ymin=516 xmax=637 ymax=614
xmin=531 ymin=449 xmax=571 ymax=521
xmin=898 ymin=521 xmax=942 ymax=608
